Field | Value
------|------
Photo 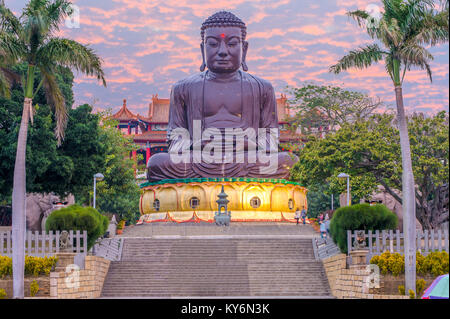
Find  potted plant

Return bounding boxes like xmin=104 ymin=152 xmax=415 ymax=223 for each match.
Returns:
xmin=116 ymin=220 xmax=125 ymax=235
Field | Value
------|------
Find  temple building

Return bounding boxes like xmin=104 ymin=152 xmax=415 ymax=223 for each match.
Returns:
xmin=112 ymin=94 xmax=303 ymax=167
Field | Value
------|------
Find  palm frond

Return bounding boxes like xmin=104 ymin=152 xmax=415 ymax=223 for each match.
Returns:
xmin=0 ymin=3 xmax=23 ymax=38
xmin=40 ymin=66 xmax=67 ymax=145
xmin=412 ymin=9 xmax=449 ymax=45
xmin=377 ymin=17 xmax=403 ymax=47
xmin=0 ymin=30 xmax=24 ymax=63
xmin=43 ymin=0 xmax=73 ymax=38
xmin=399 ymin=44 xmax=434 ymax=82
xmin=347 ymin=10 xmax=370 ymax=27
xmin=384 ymin=54 xmax=395 ymax=82
xmin=37 ymin=38 xmax=107 ymax=86
xmin=329 ymin=44 xmax=386 ymax=74
xmin=382 ymin=0 xmax=405 ymax=22
xmin=0 ymin=68 xmax=11 ymax=98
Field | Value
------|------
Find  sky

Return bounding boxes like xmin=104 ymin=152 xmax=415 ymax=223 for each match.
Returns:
xmin=6 ymin=0 xmax=449 ymax=116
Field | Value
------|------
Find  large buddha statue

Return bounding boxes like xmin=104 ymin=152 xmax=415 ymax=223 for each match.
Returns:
xmin=147 ymin=11 xmax=297 ymax=182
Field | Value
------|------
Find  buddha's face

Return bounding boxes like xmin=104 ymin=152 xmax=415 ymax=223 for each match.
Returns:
xmin=204 ymin=26 xmax=243 ymax=73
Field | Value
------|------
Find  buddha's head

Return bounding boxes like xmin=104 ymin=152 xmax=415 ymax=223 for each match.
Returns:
xmin=200 ymin=11 xmax=249 ymax=73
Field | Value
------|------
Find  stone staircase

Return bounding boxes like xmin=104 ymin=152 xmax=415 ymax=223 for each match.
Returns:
xmin=101 ymin=238 xmax=332 ymax=298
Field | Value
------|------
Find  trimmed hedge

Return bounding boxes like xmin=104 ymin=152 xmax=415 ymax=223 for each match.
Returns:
xmin=329 ymin=203 xmax=398 ymax=253
xmin=45 ymin=204 xmax=108 ymax=250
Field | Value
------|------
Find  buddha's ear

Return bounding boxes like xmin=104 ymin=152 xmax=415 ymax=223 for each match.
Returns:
xmin=200 ymin=43 xmax=206 ymax=71
xmin=242 ymin=40 xmax=249 ymax=71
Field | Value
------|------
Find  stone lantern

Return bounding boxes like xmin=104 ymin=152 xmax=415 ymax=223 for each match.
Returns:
xmin=214 ymin=185 xmax=231 ymax=226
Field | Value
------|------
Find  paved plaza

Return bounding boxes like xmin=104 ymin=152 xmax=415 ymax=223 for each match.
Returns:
xmin=117 ymin=222 xmax=319 ymax=238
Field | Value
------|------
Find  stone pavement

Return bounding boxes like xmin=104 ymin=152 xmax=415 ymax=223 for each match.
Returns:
xmin=117 ymin=222 xmax=319 ymax=238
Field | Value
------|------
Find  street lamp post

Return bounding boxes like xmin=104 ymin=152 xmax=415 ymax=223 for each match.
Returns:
xmin=338 ymin=173 xmax=350 ymax=206
xmin=93 ymin=173 xmax=104 ymax=209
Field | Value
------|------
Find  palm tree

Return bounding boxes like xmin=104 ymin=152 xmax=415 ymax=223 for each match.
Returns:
xmin=0 ymin=0 xmax=106 ymax=298
xmin=330 ymin=0 xmax=448 ymax=295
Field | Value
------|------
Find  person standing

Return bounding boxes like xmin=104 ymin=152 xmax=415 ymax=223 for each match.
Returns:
xmin=294 ymin=208 xmax=300 ymax=225
xmin=320 ymin=221 xmax=327 ymax=239
xmin=301 ymin=207 xmax=307 ymax=225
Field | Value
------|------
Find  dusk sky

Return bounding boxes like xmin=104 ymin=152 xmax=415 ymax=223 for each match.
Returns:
xmin=6 ymin=0 xmax=449 ymax=116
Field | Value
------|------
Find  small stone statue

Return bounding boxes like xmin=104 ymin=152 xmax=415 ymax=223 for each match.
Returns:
xmin=353 ymin=230 xmax=366 ymax=250
xmin=59 ymin=230 xmax=72 ymax=251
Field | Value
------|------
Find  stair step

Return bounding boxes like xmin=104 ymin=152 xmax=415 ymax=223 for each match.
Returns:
xmin=101 ymin=238 xmax=331 ymax=297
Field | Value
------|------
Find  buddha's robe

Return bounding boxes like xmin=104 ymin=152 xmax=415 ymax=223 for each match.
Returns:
xmin=147 ymin=71 xmax=297 ymax=181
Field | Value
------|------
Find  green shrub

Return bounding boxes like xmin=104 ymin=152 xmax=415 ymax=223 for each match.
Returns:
xmin=416 ymin=278 xmax=427 ymax=297
xmin=0 ymin=255 xmax=57 ymax=278
xmin=329 ymin=203 xmax=398 ymax=253
xmin=0 ymin=288 xmax=6 ymax=299
xmin=30 ymin=280 xmax=39 ymax=297
xmin=0 ymin=256 xmax=12 ymax=278
xmin=398 ymin=285 xmax=405 ymax=295
xmin=117 ymin=220 xmax=125 ymax=230
xmin=45 ymin=204 xmax=108 ymax=249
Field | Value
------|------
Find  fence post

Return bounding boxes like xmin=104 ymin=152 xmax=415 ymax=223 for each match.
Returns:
xmin=430 ymin=230 xmax=435 ymax=252
xmin=69 ymin=230 xmax=74 ymax=253
xmin=389 ymin=230 xmax=394 ymax=253
xmin=382 ymin=230 xmax=387 ymax=252
xmin=83 ymin=231 xmax=87 ymax=255
xmin=347 ymin=230 xmax=352 ymax=254
xmin=395 ymin=229 xmax=400 ymax=253
xmin=76 ymin=230 xmax=81 ymax=253
xmin=56 ymin=231 xmax=60 ymax=253
xmin=368 ymin=230 xmax=373 ymax=255
xmin=49 ymin=231 xmax=53 ymax=255
xmin=42 ymin=231 xmax=47 ymax=257
xmin=0 ymin=232 xmax=4 ymax=255
xmin=444 ymin=230 xmax=449 ymax=253
xmin=424 ymin=230 xmax=429 ymax=255
xmin=375 ymin=230 xmax=380 ymax=255
xmin=437 ymin=230 xmax=442 ymax=252
xmin=34 ymin=231 xmax=39 ymax=256
xmin=416 ymin=229 xmax=422 ymax=253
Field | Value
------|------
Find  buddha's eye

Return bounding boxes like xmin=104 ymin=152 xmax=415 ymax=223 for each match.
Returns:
xmin=207 ymin=40 xmax=218 ymax=47
xmin=228 ymin=42 xmax=239 ymax=47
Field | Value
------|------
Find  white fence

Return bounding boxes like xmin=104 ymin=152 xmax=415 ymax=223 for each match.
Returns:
xmin=347 ymin=229 xmax=449 ymax=258
xmin=0 ymin=230 xmax=88 ymax=257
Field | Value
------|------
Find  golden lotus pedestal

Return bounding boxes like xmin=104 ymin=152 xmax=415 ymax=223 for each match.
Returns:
xmin=138 ymin=178 xmax=308 ymax=224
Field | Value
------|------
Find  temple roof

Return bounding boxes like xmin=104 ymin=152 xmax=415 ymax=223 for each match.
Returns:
xmin=113 ymin=94 xmax=292 ymax=124
xmin=111 ymin=99 xmax=138 ymax=121
xmin=133 ymin=130 xmax=167 ymax=143
xmin=148 ymin=94 xmax=170 ymax=123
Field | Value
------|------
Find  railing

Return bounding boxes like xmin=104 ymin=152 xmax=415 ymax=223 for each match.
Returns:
xmin=347 ymin=229 xmax=449 ymax=259
xmin=313 ymin=237 xmax=341 ymax=260
xmin=91 ymin=237 xmax=123 ymax=261
xmin=0 ymin=230 xmax=88 ymax=257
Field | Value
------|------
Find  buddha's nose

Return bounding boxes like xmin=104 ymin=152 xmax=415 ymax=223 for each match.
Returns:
xmin=218 ymin=42 xmax=228 ymax=57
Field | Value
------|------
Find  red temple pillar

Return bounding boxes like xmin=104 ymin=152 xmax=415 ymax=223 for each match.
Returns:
xmin=146 ymin=147 xmax=150 ymax=165
xmin=127 ymin=124 xmax=131 ymax=135
xmin=132 ymin=150 xmax=137 ymax=161
xmin=135 ymin=125 xmax=139 ymax=134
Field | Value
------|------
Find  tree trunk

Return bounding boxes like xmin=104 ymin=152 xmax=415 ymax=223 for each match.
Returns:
xmin=11 ymin=97 xmax=31 ymax=299
xmin=395 ymin=85 xmax=416 ymax=296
